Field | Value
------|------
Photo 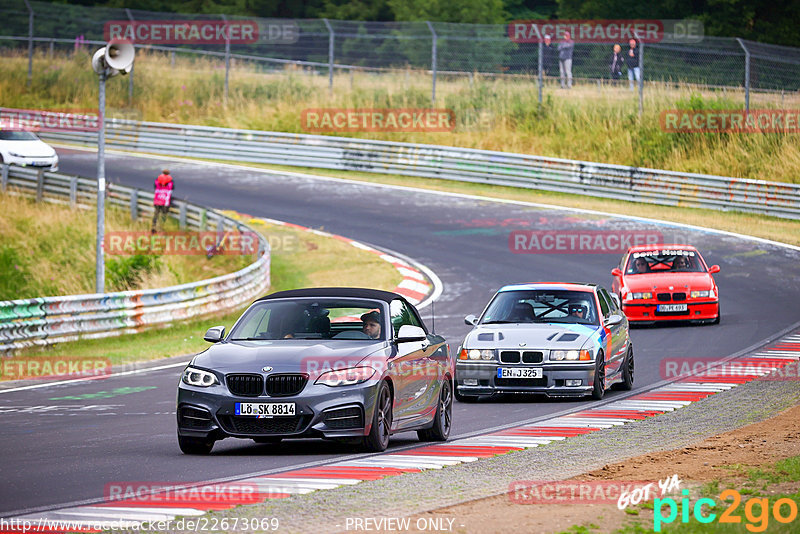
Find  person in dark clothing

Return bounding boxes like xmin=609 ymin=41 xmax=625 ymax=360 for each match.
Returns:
xmin=542 ymin=34 xmax=558 ymax=77
xmin=558 ymin=31 xmax=575 ymax=89
xmin=626 ymin=38 xmax=641 ymax=90
xmin=151 ymin=169 xmax=174 ymax=233
xmin=610 ymin=44 xmax=624 ymax=85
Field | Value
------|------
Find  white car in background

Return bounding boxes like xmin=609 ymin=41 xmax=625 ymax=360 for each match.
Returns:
xmin=0 ymin=130 xmax=59 ymax=171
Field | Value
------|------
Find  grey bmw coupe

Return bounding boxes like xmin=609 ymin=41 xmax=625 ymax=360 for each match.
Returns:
xmin=177 ymin=288 xmax=452 ymax=454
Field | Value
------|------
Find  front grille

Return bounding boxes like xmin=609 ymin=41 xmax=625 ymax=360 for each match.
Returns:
xmin=672 ymin=292 xmax=686 ymax=301
xmin=500 ymin=351 xmax=521 ymax=364
xmin=522 ymin=351 xmax=544 ymax=363
xmin=219 ymin=415 xmax=309 ymax=435
xmin=227 ymin=374 xmax=264 ymax=397
xmin=178 ymin=406 xmax=212 ymax=429
xmin=265 ymin=374 xmax=307 ymax=397
xmin=323 ymin=406 xmax=364 ymax=429
xmin=657 ymin=293 xmax=671 ymax=302
xmin=495 ymin=377 xmax=547 ymax=388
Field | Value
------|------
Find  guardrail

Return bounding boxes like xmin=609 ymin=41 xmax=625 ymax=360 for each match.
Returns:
xmin=40 ymin=118 xmax=800 ymax=220
xmin=0 ymin=164 xmax=270 ymax=352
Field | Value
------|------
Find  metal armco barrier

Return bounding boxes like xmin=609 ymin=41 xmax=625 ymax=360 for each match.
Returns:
xmin=39 ymin=118 xmax=800 ymax=220
xmin=0 ymin=165 xmax=270 ymax=352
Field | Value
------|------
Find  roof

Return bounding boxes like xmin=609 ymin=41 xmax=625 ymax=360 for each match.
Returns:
xmin=256 ymin=287 xmax=406 ymax=303
xmin=626 ymin=244 xmax=698 ymax=253
xmin=499 ymin=282 xmax=597 ymax=292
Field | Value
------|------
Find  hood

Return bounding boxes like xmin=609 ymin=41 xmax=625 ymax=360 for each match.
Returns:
xmin=463 ymin=323 xmax=599 ymax=351
xmin=624 ymin=271 xmax=714 ymax=292
xmin=190 ymin=339 xmax=387 ymax=375
xmin=2 ymin=139 xmax=56 ymax=158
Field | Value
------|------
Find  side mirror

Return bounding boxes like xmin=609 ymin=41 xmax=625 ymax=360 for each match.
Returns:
xmin=204 ymin=326 xmax=225 ymax=343
xmin=464 ymin=314 xmax=478 ymax=326
xmin=708 ymin=265 xmax=720 ymax=274
xmin=604 ymin=314 xmax=623 ymax=327
xmin=611 ymin=268 xmax=623 ymax=277
xmin=395 ymin=325 xmax=427 ymax=343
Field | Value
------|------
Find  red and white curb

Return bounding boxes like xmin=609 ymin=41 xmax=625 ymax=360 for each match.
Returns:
xmin=246 ymin=215 xmax=434 ymax=306
xmin=7 ymin=334 xmax=799 ymax=532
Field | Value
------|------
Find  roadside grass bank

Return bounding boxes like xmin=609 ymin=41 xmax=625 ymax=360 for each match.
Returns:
xmin=3 ymin=216 xmax=402 ymax=366
xmin=0 ymin=192 xmax=250 ymax=300
xmin=2 ymin=51 xmax=799 ymax=182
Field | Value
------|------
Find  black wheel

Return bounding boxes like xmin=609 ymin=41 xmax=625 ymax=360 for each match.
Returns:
xmin=617 ymin=347 xmax=634 ymax=391
xmin=363 ymin=381 xmax=392 ymax=452
xmin=418 ymin=379 xmax=453 ymax=441
xmin=252 ymin=437 xmax=282 ymax=445
xmin=178 ymin=434 xmax=214 ymax=455
xmin=591 ymin=352 xmax=606 ymax=400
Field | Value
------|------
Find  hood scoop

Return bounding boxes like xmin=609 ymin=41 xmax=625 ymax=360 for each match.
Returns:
xmin=477 ymin=332 xmax=505 ymax=341
xmin=557 ymin=333 xmax=580 ymax=342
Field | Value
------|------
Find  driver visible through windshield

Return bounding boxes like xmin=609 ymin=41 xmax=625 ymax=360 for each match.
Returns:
xmin=480 ymin=290 xmax=599 ymax=326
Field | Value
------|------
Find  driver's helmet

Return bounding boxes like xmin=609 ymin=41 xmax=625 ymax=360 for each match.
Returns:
xmin=568 ymin=303 xmax=588 ymax=318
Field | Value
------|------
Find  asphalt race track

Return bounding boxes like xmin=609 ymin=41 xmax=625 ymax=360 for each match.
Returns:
xmin=2 ymin=147 xmax=799 ymax=516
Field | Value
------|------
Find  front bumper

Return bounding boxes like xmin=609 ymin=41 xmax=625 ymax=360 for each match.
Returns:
xmin=622 ymin=300 xmax=719 ymax=322
xmin=5 ymin=156 xmax=58 ymax=172
xmin=177 ymin=380 xmax=381 ymax=441
xmin=455 ymin=361 xmax=595 ymax=397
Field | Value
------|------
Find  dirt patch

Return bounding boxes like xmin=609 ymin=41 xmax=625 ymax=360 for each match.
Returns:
xmin=400 ymin=401 xmax=800 ymax=534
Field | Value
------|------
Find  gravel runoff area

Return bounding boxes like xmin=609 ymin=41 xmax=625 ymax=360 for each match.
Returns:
xmin=133 ymin=375 xmax=800 ymax=534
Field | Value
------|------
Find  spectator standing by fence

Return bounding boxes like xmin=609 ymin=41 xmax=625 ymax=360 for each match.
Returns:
xmin=542 ymin=34 xmax=558 ymax=77
xmin=610 ymin=44 xmax=623 ymax=85
xmin=558 ymin=31 xmax=574 ymax=89
xmin=151 ymin=169 xmax=174 ymax=233
xmin=626 ymin=38 xmax=641 ymax=90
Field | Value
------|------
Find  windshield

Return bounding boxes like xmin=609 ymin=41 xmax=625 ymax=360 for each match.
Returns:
xmin=0 ymin=131 xmax=39 ymax=141
xmin=228 ymin=298 xmax=386 ymax=341
xmin=626 ymin=249 xmax=706 ymax=274
xmin=480 ymin=289 xmax=599 ymax=326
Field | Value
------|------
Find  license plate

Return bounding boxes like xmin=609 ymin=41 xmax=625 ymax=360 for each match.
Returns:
xmin=497 ymin=368 xmax=542 ymax=379
xmin=235 ymin=402 xmax=295 ymax=417
xmin=658 ymin=304 xmax=688 ymax=312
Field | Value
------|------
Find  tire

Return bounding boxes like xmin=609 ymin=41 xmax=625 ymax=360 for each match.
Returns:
xmin=252 ymin=437 xmax=282 ymax=445
xmin=618 ymin=347 xmax=634 ymax=391
xmin=363 ymin=381 xmax=393 ymax=452
xmin=591 ymin=352 xmax=606 ymax=400
xmin=418 ymin=379 xmax=453 ymax=442
xmin=178 ymin=434 xmax=215 ymax=455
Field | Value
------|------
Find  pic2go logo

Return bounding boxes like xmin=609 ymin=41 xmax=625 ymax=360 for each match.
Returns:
xmin=654 ymin=489 xmax=798 ymax=532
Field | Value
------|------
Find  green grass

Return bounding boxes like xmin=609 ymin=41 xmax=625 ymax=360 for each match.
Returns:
xmin=5 ymin=216 xmax=402 ymax=367
xmin=2 ymin=50 xmax=799 ymax=182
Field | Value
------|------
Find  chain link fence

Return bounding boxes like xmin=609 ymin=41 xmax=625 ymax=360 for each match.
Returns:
xmin=1 ymin=0 xmax=799 ymax=110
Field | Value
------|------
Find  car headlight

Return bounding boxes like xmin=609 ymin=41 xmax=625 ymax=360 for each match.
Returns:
xmin=460 ymin=349 xmax=494 ymax=360
xmin=8 ymin=152 xmax=25 ymax=158
xmin=690 ymin=290 xmax=710 ymax=298
xmin=182 ymin=367 xmax=219 ymax=387
xmin=550 ymin=349 xmax=592 ymax=361
xmin=315 ymin=366 xmax=376 ymax=387
xmin=631 ymin=292 xmax=652 ymax=300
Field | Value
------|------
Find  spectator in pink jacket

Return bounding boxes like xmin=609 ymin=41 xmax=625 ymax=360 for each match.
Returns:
xmin=151 ymin=169 xmax=174 ymax=233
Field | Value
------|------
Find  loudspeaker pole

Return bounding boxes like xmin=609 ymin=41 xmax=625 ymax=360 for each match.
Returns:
xmin=95 ymin=70 xmax=106 ymax=294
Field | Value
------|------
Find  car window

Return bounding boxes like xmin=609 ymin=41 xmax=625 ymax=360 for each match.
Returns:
xmin=0 ymin=131 xmax=39 ymax=141
xmin=390 ymin=299 xmax=422 ymax=337
xmin=601 ymin=288 xmax=618 ymax=312
xmin=597 ymin=290 xmax=610 ymax=317
xmin=626 ymin=249 xmax=704 ymax=273
xmin=480 ymin=289 xmax=599 ymax=326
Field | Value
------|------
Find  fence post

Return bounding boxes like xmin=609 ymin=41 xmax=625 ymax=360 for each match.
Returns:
xmin=1 ymin=165 xmax=8 ymax=192
xmin=637 ymin=34 xmax=644 ymax=116
xmin=49 ymin=39 xmax=54 ymax=56
xmin=69 ymin=177 xmax=77 ymax=207
xmin=125 ymin=9 xmax=135 ymax=106
xmin=736 ymin=38 xmax=750 ymax=113
xmin=35 ymin=170 xmax=44 ymax=202
xmin=23 ymin=0 xmax=33 ymax=87
xmin=426 ymin=21 xmax=437 ymax=106
xmin=222 ymin=14 xmax=231 ymax=102
xmin=537 ymin=41 xmax=543 ymax=104
xmin=323 ymin=19 xmax=334 ymax=94
xmin=130 ymin=189 xmax=138 ymax=221
xmin=179 ymin=203 xmax=187 ymax=229
xmin=170 ymin=49 xmax=175 ymax=67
